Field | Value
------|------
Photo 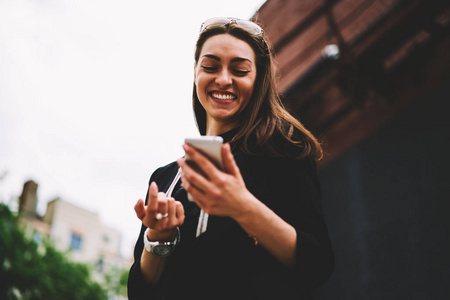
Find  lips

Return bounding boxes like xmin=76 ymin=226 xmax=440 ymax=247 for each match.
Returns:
xmin=209 ymin=91 xmax=237 ymax=102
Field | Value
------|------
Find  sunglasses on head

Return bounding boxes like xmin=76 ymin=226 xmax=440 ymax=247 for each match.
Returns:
xmin=199 ymin=17 xmax=263 ymax=35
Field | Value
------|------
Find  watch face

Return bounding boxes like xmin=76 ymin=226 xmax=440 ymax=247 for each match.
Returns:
xmin=152 ymin=245 xmax=172 ymax=257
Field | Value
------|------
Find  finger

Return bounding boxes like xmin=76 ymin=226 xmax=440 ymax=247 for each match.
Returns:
xmin=147 ymin=182 xmax=159 ymax=211
xmin=175 ymin=201 xmax=185 ymax=223
xmin=181 ymin=173 xmax=206 ymax=205
xmin=134 ymin=199 xmax=146 ymax=220
xmin=157 ymin=192 xmax=168 ymax=217
xmin=183 ymin=143 xmax=219 ymax=178
xmin=179 ymin=164 xmax=208 ymax=198
xmin=166 ymin=197 xmax=176 ymax=221
xmin=222 ymin=143 xmax=241 ymax=177
xmin=178 ymin=157 xmax=210 ymax=190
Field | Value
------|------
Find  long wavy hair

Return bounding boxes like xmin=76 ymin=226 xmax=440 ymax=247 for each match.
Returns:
xmin=192 ymin=21 xmax=323 ymax=161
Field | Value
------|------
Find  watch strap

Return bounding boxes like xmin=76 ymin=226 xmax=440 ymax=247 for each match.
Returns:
xmin=143 ymin=227 xmax=180 ymax=254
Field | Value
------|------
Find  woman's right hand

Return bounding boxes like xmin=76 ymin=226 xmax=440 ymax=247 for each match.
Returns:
xmin=134 ymin=181 xmax=185 ymax=241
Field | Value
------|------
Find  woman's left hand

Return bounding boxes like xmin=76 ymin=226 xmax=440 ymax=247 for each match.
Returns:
xmin=177 ymin=143 xmax=254 ymax=219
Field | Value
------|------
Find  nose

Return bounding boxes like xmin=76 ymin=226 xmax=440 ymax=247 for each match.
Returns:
xmin=215 ymin=69 xmax=232 ymax=87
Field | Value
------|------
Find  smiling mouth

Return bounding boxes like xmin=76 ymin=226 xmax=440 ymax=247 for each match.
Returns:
xmin=210 ymin=92 xmax=237 ymax=101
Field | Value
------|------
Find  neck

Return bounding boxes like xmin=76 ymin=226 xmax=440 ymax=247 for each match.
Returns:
xmin=206 ymin=119 xmax=239 ymax=136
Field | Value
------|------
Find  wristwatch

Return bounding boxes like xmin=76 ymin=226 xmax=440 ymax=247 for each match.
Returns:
xmin=143 ymin=227 xmax=180 ymax=257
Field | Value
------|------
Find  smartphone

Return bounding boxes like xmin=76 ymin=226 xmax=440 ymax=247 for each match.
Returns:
xmin=185 ymin=136 xmax=224 ymax=172
xmin=184 ymin=136 xmax=223 ymax=201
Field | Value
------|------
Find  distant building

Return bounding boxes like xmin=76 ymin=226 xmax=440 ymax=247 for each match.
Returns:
xmin=18 ymin=180 xmax=128 ymax=282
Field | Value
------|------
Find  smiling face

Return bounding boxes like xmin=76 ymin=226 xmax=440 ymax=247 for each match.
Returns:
xmin=194 ymin=34 xmax=257 ymax=135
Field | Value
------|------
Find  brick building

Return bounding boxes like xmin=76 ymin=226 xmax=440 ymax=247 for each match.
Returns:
xmin=254 ymin=0 xmax=450 ymax=298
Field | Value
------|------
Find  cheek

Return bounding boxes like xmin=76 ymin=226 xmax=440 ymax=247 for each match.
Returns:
xmin=239 ymin=78 xmax=257 ymax=111
xmin=194 ymin=72 xmax=207 ymax=90
xmin=195 ymin=78 xmax=207 ymax=107
xmin=195 ymin=77 xmax=204 ymax=96
xmin=243 ymin=78 xmax=256 ymax=96
xmin=194 ymin=66 xmax=201 ymax=87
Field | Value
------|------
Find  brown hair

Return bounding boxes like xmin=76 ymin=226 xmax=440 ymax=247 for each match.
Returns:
xmin=193 ymin=22 xmax=323 ymax=161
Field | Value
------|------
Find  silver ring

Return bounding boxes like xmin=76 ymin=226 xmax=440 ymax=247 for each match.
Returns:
xmin=156 ymin=213 xmax=169 ymax=220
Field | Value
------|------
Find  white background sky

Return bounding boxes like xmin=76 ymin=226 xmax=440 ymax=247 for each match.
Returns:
xmin=0 ymin=0 xmax=266 ymax=258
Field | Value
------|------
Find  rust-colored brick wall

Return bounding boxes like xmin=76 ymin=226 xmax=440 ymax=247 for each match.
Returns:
xmin=255 ymin=0 xmax=450 ymax=167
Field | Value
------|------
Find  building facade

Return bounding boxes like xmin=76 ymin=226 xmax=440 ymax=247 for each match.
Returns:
xmin=18 ymin=180 xmax=126 ymax=282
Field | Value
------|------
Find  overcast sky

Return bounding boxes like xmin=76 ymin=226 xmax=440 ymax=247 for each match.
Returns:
xmin=0 ymin=0 xmax=266 ymax=258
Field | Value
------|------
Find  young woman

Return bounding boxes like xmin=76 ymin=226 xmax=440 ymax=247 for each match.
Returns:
xmin=128 ymin=17 xmax=334 ymax=299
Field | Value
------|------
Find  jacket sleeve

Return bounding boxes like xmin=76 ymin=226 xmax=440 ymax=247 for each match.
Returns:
xmin=127 ymin=166 xmax=165 ymax=300
xmin=290 ymin=159 xmax=334 ymax=287
xmin=127 ymin=223 xmax=152 ymax=300
xmin=246 ymin=157 xmax=335 ymax=289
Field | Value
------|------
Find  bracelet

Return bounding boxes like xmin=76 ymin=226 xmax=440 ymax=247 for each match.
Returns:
xmin=249 ymin=235 xmax=258 ymax=246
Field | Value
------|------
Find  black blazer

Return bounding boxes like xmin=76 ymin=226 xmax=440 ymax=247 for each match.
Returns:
xmin=128 ymin=129 xmax=334 ymax=300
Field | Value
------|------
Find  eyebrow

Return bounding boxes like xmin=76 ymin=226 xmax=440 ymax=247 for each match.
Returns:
xmin=202 ymin=54 xmax=253 ymax=64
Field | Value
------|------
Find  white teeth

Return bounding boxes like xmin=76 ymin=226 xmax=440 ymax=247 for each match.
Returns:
xmin=212 ymin=92 xmax=236 ymax=100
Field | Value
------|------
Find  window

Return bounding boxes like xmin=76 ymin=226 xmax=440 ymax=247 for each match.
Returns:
xmin=97 ymin=256 xmax=104 ymax=273
xmin=70 ymin=232 xmax=83 ymax=251
xmin=102 ymin=234 xmax=110 ymax=244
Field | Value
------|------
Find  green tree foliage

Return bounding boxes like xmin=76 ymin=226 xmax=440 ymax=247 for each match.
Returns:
xmin=0 ymin=203 xmax=108 ymax=300
xmin=105 ymin=267 xmax=129 ymax=298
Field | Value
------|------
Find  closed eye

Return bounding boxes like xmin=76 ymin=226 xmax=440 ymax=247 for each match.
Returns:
xmin=233 ymin=70 xmax=250 ymax=76
xmin=201 ymin=65 xmax=217 ymax=72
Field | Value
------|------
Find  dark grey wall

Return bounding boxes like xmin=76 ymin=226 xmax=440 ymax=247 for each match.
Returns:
xmin=315 ymin=75 xmax=450 ymax=299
